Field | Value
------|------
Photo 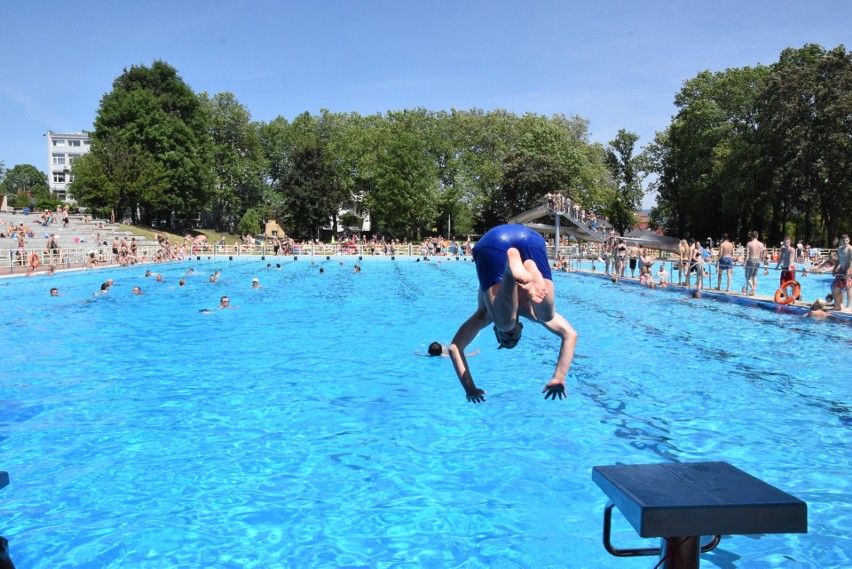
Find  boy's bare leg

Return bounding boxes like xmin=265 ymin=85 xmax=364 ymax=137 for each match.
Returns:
xmin=491 ymin=262 xmax=519 ymax=331
xmin=507 ymin=248 xmax=546 ymax=302
xmin=491 ymin=248 xmax=553 ymax=331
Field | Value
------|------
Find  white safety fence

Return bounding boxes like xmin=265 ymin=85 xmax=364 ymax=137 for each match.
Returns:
xmin=1 ymin=243 xmax=468 ymax=274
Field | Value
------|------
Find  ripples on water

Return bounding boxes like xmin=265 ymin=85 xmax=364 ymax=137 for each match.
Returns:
xmin=0 ymin=259 xmax=849 ymax=568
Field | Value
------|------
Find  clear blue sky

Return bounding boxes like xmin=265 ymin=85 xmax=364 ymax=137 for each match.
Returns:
xmin=1 ymin=0 xmax=849 ymax=208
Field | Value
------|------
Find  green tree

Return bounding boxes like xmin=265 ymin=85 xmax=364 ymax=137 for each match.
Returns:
xmin=273 ymin=111 xmax=353 ymax=236
xmin=650 ymin=65 xmax=769 ymax=241
xmin=281 ymin=143 xmax=341 ymax=239
xmin=649 ymin=44 xmax=850 ymax=245
xmin=605 ymin=129 xmax=646 ymax=235
xmin=71 ymin=135 xmax=168 ymax=221
xmin=237 ymin=208 xmax=263 ymax=236
xmin=498 ymin=150 xmax=573 ymax=222
xmin=363 ymin=111 xmax=439 ymax=240
xmin=646 ymin=129 xmax=683 ymax=235
xmin=491 ymin=114 xmax=596 ymax=228
xmin=202 ymin=91 xmax=266 ymax=231
xmin=85 ymin=60 xmax=214 ymax=225
xmin=259 ymin=116 xmax=293 ymax=191
xmin=448 ymin=108 xmax=518 ymax=233
xmin=1 ymin=164 xmax=50 ymax=208
xmin=814 ymin=46 xmax=852 ymax=240
xmin=759 ymin=44 xmax=852 ymax=243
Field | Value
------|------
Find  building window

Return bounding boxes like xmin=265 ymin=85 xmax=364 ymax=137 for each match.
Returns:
xmin=68 ymin=139 xmax=81 ymax=147
xmin=52 ymin=139 xmax=65 ymax=146
xmin=53 ymin=172 xmax=66 ymax=183
xmin=52 ymin=154 xmax=66 ymax=165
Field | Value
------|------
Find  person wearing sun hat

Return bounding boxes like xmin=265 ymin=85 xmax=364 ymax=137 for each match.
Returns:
xmin=448 ymin=224 xmax=578 ymax=403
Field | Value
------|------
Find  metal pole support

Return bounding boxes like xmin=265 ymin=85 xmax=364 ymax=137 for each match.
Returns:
xmin=602 ymin=502 xmax=720 ymax=568
xmin=0 ymin=536 xmax=16 ymax=569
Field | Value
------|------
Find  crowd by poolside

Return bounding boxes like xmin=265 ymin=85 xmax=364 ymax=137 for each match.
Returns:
xmin=569 ymin=229 xmax=852 ymax=314
xmin=10 ymin=230 xmax=188 ymax=277
xmin=6 ymin=199 xmax=851 ymax=315
xmin=4 ymin=209 xmax=484 ymax=278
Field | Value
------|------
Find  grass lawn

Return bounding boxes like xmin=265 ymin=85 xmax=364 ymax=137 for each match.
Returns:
xmin=116 ymin=225 xmax=241 ymax=245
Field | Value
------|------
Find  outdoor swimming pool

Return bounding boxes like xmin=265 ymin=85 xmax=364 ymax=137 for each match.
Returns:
xmin=1 ymin=258 xmax=850 ymax=568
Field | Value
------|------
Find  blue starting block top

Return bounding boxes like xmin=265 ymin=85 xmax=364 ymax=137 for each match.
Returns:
xmin=0 ymin=471 xmax=7 ymax=490
xmin=592 ymin=461 xmax=807 ymax=538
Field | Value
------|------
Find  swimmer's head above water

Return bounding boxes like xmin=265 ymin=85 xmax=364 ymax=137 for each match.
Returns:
xmin=495 ymin=321 xmax=523 ymax=349
xmin=427 ymin=342 xmax=443 ymax=356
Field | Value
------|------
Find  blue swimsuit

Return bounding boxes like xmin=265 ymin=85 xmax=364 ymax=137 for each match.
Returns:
xmin=472 ymin=224 xmax=552 ymax=290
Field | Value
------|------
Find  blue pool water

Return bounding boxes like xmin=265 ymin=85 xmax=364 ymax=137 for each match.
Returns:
xmin=1 ymin=258 xmax=850 ymax=568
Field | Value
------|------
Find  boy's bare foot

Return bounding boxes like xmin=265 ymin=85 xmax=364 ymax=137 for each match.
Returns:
xmin=506 ymin=248 xmax=547 ymax=303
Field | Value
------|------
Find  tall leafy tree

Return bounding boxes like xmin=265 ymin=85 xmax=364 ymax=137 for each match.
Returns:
xmin=650 ymin=44 xmax=849 ymax=245
xmin=814 ymin=46 xmax=852 ymax=240
xmin=202 ymin=91 xmax=265 ymax=231
xmin=605 ymin=129 xmax=646 ymax=235
xmin=71 ymin=135 xmax=167 ymax=221
xmin=650 ymin=66 xmax=769 ymax=241
xmin=364 ymin=111 xmax=439 ymax=239
xmin=647 ymin=129 xmax=683 ymax=235
xmin=257 ymin=116 xmax=293 ymax=224
xmin=259 ymin=116 xmax=293 ymax=190
xmin=81 ymin=60 xmax=214 ymax=225
xmin=281 ymin=143 xmax=341 ymax=239
xmin=491 ymin=115 xmax=587 ymax=226
xmin=451 ymin=108 xmax=518 ymax=233
xmin=274 ymin=111 xmax=352 ymax=237
xmin=760 ymin=44 xmax=852 ymax=242
xmin=1 ymin=164 xmax=50 ymax=207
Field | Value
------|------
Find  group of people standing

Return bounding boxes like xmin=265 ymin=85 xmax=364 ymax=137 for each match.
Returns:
xmin=601 ymin=234 xmax=654 ymax=281
xmin=545 ymin=192 xmax=608 ymax=237
xmin=731 ymin=231 xmax=851 ymax=312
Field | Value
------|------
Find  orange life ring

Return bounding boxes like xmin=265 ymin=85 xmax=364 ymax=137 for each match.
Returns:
xmin=774 ymin=280 xmax=800 ymax=305
xmin=29 ymin=252 xmax=40 ymax=269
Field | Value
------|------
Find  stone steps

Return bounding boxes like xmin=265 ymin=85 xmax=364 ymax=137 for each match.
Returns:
xmin=0 ymin=213 xmax=159 ymax=249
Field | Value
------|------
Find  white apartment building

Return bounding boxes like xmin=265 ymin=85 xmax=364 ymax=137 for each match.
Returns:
xmin=46 ymin=130 xmax=91 ymax=201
